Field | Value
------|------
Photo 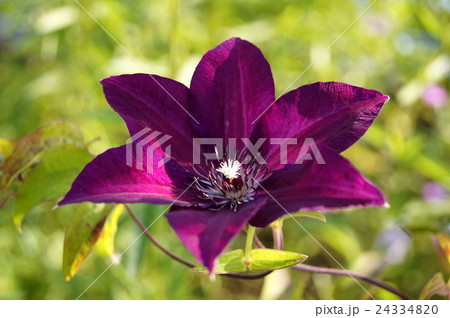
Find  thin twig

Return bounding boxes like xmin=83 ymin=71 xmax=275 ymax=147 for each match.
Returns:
xmin=127 ymin=205 xmax=412 ymax=298
xmin=253 ymin=233 xmax=266 ymax=249
xmin=292 ymin=264 xmax=413 ymax=300
xmin=125 ymin=204 xmax=271 ymax=280
xmin=125 ymin=204 xmax=195 ymax=267
xmin=260 ymin=229 xmax=412 ymax=300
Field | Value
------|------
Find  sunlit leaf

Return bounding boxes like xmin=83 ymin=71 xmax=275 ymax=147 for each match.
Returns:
xmin=2 ymin=121 xmax=84 ymax=189
xmin=13 ymin=144 xmax=93 ymax=230
xmin=419 ymin=272 xmax=450 ymax=300
xmin=281 ymin=211 xmax=326 ymax=222
xmin=248 ymin=249 xmax=307 ymax=271
xmin=424 ymin=55 xmax=450 ymax=82
xmin=413 ymin=155 xmax=450 ymax=188
xmin=63 ymin=203 xmax=115 ymax=281
xmin=193 ymin=249 xmax=246 ymax=274
xmin=415 ymin=5 xmax=442 ymax=38
xmin=397 ymin=200 xmax=450 ymax=233
xmin=312 ymin=223 xmax=361 ymax=262
xmin=0 ymin=138 xmax=17 ymax=163
xmin=94 ymin=204 xmax=125 ymax=258
xmin=432 ymin=233 xmax=450 ymax=273
xmin=35 ymin=6 xmax=80 ymax=34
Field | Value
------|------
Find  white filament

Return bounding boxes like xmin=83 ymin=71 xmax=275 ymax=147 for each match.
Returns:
xmin=216 ymin=159 xmax=241 ymax=180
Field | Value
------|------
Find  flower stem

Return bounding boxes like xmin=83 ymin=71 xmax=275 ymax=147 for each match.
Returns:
xmin=253 ymin=233 xmax=266 ymax=249
xmin=125 ymin=204 xmax=194 ymax=268
xmin=254 ymin=231 xmax=413 ymax=300
xmin=271 ymin=220 xmax=283 ymax=250
xmin=291 ymin=264 xmax=413 ymax=300
xmin=245 ymin=225 xmax=256 ymax=265
xmin=125 ymin=204 xmax=271 ymax=280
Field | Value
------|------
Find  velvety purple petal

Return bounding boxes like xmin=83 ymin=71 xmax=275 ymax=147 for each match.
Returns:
xmin=101 ymin=74 xmax=197 ymax=168
xmin=59 ymin=145 xmax=200 ymax=206
xmin=249 ymin=147 xmax=386 ymax=227
xmin=254 ymin=82 xmax=388 ymax=169
xmin=166 ymin=198 xmax=267 ymax=273
xmin=190 ymin=37 xmax=275 ymax=146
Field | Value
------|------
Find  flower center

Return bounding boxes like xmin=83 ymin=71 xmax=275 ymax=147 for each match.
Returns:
xmin=216 ymin=159 xmax=242 ymax=180
xmin=193 ymin=151 xmax=269 ymax=212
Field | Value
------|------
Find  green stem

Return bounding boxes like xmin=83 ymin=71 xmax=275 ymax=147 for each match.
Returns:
xmin=126 ymin=204 xmax=270 ymax=280
xmin=253 ymin=232 xmax=412 ymax=300
xmin=245 ymin=225 xmax=256 ymax=265
xmin=125 ymin=204 xmax=194 ymax=268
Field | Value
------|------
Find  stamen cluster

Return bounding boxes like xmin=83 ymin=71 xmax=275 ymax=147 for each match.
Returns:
xmin=194 ymin=150 xmax=269 ymax=211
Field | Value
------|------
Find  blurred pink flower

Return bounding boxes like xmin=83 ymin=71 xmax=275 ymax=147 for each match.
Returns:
xmin=377 ymin=226 xmax=411 ymax=264
xmin=422 ymin=84 xmax=448 ymax=108
xmin=422 ymin=181 xmax=448 ymax=202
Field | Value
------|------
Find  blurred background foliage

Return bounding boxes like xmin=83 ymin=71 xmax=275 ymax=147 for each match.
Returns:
xmin=0 ymin=0 xmax=449 ymax=299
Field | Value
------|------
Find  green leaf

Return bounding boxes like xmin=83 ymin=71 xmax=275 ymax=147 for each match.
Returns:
xmin=1 ymin=121 xmax=84 ymax=189
xmin=193 ymin=249 xmax=246 ymax=274
xmin=63 ymin=203 xmax=114 ymax=281
xmin=248 ymin=249 xmax=308 ymax=271
xmin=397 ymin=200 xmax=450 ymax=233
xmin=0 ymin=137 xmax=17 ymax=162
xmin=94 ymin=204 xmax=125 ymax=257
xmin=413 ymin=155 xmax=450 ymax=188
xmin=419 ymin=272 xmax=450 ymax=300
xmin=193 ymin=248 xmax=309 ymax=274
xmin=282 ymin=211 xmax=326 ymax=222
xmin=13 ymin=144 xmax=93 ymax=229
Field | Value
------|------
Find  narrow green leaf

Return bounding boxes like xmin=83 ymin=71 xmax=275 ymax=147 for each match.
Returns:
xmin=2 ymin=121 xmax=84 ymax=189
xmin=419 ymin=272 xmax=450 ymax=300
xmin=248 ymin=249 xmax=308 ymax=271
xmin=193 ymin=249 xmax=246 ymax=274
xmin=282 ymin=211 xmax=326 ymax=222
xmin=63 ymin=203 xmax=114 ymax=281
xmin=94 ymin=204 xmax=125 ymax=257
xmin=413 ymin=155 xmax=450 ymax=188
xmin=13 ymin=144 xmax=93 ymax=229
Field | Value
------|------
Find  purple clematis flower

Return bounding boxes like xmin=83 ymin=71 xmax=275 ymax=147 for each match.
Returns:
xmin=60 ymin=38 xmax=389 ymax=273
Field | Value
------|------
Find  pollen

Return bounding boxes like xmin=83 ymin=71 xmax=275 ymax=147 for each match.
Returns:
xmin=194 ymin=150 xmax=269 ymax=211
xmin=216 ymin=159 xmax=242 ymax=180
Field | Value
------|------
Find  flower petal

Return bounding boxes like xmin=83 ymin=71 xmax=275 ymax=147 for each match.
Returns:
xmin=166 ymin=198 xmax=267 ymax=273
xmin=190 ymin=37 xmax=275 ymax=145
xmin=101 ymin=74 xmax=197 ymax=168
xmin=254 ymin=82 xmax=388 ymax=168
xmin=59 ymin=145 xmax=200 ymax=206
xmin=250 ymin=147 xmax=386 ymax=227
